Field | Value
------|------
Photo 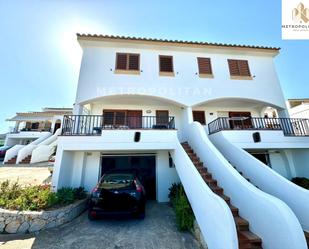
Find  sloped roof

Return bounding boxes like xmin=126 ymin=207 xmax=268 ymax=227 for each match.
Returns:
xmin=77 ymin=33 xmax=280 ymax=51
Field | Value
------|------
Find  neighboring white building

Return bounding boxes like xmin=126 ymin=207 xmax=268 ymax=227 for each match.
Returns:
xmin=4 ymin=107 xmax=72 ymax=164
xmin=287 ymin=98 xmax=309 ymax=119
xmin=51 ymin=34 xmax=309 ymax=249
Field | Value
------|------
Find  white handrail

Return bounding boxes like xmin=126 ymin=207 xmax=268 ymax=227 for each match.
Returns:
xmin=16 ymin=132 xmax=52 ymax=164
xmin=31 ymin=140 xmax=58 ymax=164
xmin=188 ymin=122 xmax=306 ymax=249
xmin=3 ymin=145 xmax=25 ymax=164
xmin=171 ymin=142 xmax=238 ymax=249
xmin=210 ymin=130 xmax=309 ymax=232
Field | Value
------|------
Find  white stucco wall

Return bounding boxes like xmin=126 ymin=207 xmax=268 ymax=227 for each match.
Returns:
xmin=156 ymin=151 xmax=180 ymax=202
xmin=75 ymin=40 xmax=286 ymax=110
xmin=216 ymin=130 xmax=309 ymax=149
xmin=291 ymin=149 xmax=309 ymax=179
xmin=269 ymin=151 xmax=292 ymax=179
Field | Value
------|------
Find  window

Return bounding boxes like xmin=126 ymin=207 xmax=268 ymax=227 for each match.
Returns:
xmin=159 ymin=55 xmax=174 ymax=73
xmin=115 ymin=53 xmax=140 ymax=71
xmin=197 ymin=57 xmax=212 ymax=75
xmin=103 ymin=110 xmax=126 ymax=126
xmin=228 ymin=112 xmax=252 ymax=129
xmin=156 ymin=110 xmax=169 ymax=124
xmin=227 ymin=59 xmax=251 ymax=77
xmin=193 ymin=111 xmax=206 ymax=125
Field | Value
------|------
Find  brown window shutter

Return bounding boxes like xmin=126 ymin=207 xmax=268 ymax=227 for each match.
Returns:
xmin=128 ymin=54 xmax=140 ymax=70
xmin=228 ymin=59 xmax=251 ymax=76
xmin=116 ymin=53 xmax=127 ymax=70
xmin=159 ymin=56 xmax=173 ymax=72
xmin=228 ymin=59 xmax=240 ymax=76
xmin=238 ymin=60 xmax=251 ymax=76
xmin=197 ymin=57 xmax=212 ymax=74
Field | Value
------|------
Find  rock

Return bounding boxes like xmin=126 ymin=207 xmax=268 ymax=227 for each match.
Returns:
xmin=0 ymin=222 xmax=5 ymax=232
xmin=57 ymin=212 xmax=65 ymax=219
xmin=0 ymin=217 xmax=4 ymax=222
xmin=5 ymin=220 xmax=21 ymax=233
xmin=45 ymin=221 xmax=56 ymax=229
xmin=17 ymin=222 xmax=29 ymax=233
xmin=5 ymin=217 xmax=13 ymax=225
xmin=41 ymin=212 xmax=49 ymax=220
xmin=29 ymin=219 xmax=46 ymax=232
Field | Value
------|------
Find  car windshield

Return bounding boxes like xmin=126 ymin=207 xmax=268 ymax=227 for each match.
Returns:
xmin=100 ymin=173 xmax=135 ymax=189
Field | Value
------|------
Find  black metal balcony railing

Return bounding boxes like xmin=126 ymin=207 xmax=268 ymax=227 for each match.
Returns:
xmin=61 ymin=115 xmax=176 ymax=136
xmin=208 ymin=117 xmax=309 ymax=136
xmin=10 ymin=128 xmax=52 ymax=134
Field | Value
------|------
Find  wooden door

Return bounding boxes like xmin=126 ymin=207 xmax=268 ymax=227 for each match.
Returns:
xmin=156 ymin=110 xmax=169 ymax=125
xmin=127 ymin=110 xmax=142 ymax=128
xmin=193 ymin=111 xmax=206 ymax=125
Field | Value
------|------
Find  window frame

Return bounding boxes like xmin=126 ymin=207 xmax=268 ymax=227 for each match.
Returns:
xmin=227 ymin=59 xmax=252 ymax=80
xmin=159 ymin=55 xmax=174 ymax=76
xmin=197 ymin=57 xmax=213 ymax=78
xmin=115 ymin=52 xmax=140 ymax=74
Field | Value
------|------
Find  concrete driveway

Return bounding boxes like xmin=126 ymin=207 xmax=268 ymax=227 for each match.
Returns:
xmin=0 ymin=202 xmax=201 ymax=249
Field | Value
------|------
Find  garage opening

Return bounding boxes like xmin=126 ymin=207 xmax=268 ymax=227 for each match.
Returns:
xmin=101 ymin=154 xmax=156 ymax=200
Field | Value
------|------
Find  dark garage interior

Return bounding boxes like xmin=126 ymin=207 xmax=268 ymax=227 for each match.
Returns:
xmin=101 ymin=154 xmax=156 ymax=200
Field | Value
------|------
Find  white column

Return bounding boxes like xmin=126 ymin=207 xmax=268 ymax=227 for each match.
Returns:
xmin=277 ymin=109 xmax=290 ymax=118
xmin=179 ymin=107 xmax=193 ymax=141
xmin=14 ymin=121 xmax=20 ymax=132
xmin=73 ymin=103 xmax=83 ymax=115
xmin=51 ymin=118 xmax=56 ymax=133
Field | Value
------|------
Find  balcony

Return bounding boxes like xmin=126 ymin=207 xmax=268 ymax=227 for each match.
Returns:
xmin=61 ymin=115 xmax=176 ymax=136
xmin=208 ymin=117 xmax=309 ymax=136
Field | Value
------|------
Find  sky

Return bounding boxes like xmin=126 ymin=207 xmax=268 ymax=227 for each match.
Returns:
xmin=0 ymin=0 xmax=308 ymax=133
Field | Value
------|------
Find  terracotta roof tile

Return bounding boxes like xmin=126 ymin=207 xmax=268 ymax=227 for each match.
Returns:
xmin=77 ymin=33 xmax=280 ymax=51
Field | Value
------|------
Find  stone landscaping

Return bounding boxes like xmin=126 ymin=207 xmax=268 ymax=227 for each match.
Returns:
xmin=0 ymin=199 xmax=87 ymax=234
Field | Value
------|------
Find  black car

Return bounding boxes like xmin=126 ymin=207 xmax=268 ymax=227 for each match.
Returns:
xmin=0 ymin=146 xmax=12 ymax=160
xmin=88 ymin=170 xmax=146 ymax=220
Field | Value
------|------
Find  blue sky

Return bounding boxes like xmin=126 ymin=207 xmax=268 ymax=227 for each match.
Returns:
xmin=0 ymin=0 xmax=308 ymax=133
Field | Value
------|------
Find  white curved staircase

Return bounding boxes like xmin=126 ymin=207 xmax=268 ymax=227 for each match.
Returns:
xmin=186 ymin=122 xmax=307 ymax=249
xmin=209 ymin=131 xmax=309 ymax=243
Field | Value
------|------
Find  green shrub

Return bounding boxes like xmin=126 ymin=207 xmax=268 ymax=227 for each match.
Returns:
xmin=292 ymin=177 xmax=309 ymax=190
xmin=169 ymin=183 xmax=195 ymax=231
xmin=168 ymin=183 xmax=183 ymax=206
xmin=73 ymin=187 xmax=87 ymax=200
xmin=0 ymin=181 xmax=87 ymax=211
xmin=56 ymin=187 xmax=75 ymax=205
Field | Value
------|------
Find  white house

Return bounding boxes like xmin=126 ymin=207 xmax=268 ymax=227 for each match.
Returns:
xmin=52 ymin=34 xmax=309 ymax=249
xmin=4 ymin=107 xmax=72 ymax=164
xmin=287 ymin=98 xmax=309 ymax=119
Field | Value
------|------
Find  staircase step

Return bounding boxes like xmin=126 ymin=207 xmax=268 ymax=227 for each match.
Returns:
xmin=234 ymin=216 xmax=249 ymax=231
xmin=182 ymin=142 xmax=263 ymax=249
xmin=210 ymin=186 xmax=224 ymax=195
xmin=219 ymin=193 xmax=230 ymax=204
xmin=204 ymin=178 xmax=217 ymax=186
xmin=229 ymin=204 xmax=239 ymax=216
xmin=238 ymin=230 xmax=262 ymax=244
xmin=21 ymin=155 xmax=32 ymax=164
xmin=5 ymin=156 xmax=17 ymax=164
